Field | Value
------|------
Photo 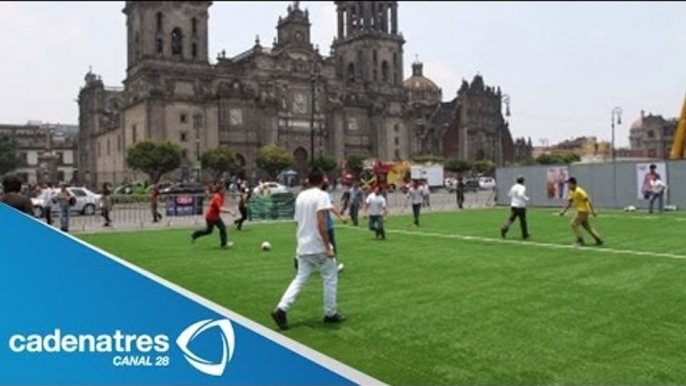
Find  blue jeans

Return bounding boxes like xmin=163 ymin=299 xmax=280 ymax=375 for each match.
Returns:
xmin=59 ymin=207 xmax=70 ymax=232
xmin=649 ymin=192 xmax=664 ymax=214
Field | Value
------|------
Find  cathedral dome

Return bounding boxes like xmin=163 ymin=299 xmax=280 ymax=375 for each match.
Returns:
xmin=404 ymin=60 xmax=440 ymax=93
xmin=404 ymin=59 xmax=442 ymax=104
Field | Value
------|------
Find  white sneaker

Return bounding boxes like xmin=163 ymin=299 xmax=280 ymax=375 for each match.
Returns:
xmin=222 ymin=242 xmax=234 ymax=249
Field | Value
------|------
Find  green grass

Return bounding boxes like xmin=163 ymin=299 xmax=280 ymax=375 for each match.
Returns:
xmin=80 ymin=208 xmax=686 ymax=385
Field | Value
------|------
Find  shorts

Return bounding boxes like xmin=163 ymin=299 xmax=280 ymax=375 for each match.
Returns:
xmin=572 ymin=212 xmax=590 ymax=227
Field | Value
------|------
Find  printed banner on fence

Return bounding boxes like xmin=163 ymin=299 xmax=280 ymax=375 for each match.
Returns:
xmin=0 ymin=204 xmax=380 ymax=385
xmin=546 ymin=166 xmax=569 ymax=199
xmin=636 ymin=163 xmax=667 ymax=200
xmin=248 ymin=193 xmax=296 ymax=222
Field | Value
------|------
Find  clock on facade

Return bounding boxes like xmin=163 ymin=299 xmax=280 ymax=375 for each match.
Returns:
xmin=229 ymin=108 xmax=243 ymax=126
xmin=293 ymin=93 xmax=308 ymax=115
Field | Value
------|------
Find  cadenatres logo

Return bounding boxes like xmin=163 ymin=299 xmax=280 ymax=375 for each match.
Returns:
xmin=7 ymin=318 xmax=236 ymax=377
xmin=177 ymin=319 xmax=235 ymax=377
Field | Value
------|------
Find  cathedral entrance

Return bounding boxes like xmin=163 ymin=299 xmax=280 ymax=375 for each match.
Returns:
xmin=293 ymin=147 xmax=308 ymax=179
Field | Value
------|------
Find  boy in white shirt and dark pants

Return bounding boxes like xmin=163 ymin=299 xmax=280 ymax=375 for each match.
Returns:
xmin=501 ymin=176 xmax=530 ymax=240
xmin=272 ymin=169 xmax=345 ymax=330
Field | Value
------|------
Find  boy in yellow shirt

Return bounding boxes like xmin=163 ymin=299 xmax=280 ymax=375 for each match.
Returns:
xmin=559 ymin=177 xmax=604 ymax=247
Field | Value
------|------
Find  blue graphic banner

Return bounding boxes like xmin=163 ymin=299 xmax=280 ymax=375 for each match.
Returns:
xmin=0 ymin=205 xmax=378 ymax=385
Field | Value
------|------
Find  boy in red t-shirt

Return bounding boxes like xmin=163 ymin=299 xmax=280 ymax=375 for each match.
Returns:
xmin=191 ymin=185 xmax=235 ymax=249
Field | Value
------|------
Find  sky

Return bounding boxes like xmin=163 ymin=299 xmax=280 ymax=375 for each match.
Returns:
xmin=0 ymin=1 xmax=684 ymax=148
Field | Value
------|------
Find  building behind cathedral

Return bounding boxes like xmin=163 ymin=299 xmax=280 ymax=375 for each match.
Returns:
xmin=78 ymin=1 xmax=528 ymax=186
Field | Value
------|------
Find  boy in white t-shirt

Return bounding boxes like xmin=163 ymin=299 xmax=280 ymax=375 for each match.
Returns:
xmin=365 ymin=186 xmax=388 ymax=240
xmin=271 ymin=169 xmax=345 ymax=330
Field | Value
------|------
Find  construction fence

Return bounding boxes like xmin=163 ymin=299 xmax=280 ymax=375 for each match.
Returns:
xmin=496 ymin=160 xmax=686 ymax=210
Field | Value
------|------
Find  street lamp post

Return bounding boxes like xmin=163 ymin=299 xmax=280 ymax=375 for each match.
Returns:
xmin=193 ymin=112 xmax=202 ymax=182
xmin=611 ymin=106 xmax=622 ymax=208
xmin=611 ymin=107 xmax=623 ymax=163
xmin=499 ymin=94 xmax=512 ymax=167
xmin=309 ymin=63 xmax=321 ymax=165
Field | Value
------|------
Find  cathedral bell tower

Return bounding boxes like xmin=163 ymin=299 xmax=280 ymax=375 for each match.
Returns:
xmin=332 ymin=1 xmax=404 ymax=87
xmin=274 ymin=1 xmax=313 ymax=51
xmin=123 ymin=1 xmax=211 ymax=71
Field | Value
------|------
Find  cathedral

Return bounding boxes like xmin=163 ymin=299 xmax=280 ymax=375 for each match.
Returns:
xmin=78 ymin=1 xmax=526 ymax=185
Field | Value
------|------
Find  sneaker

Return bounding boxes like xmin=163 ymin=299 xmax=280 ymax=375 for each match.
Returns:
xmin=500 ymin=228 xmax=507 ymax=239
xmin=221 ymin=242 xmax=235 ymax=250
xmin=271 ymin=308 xmax=289 ymax=330
xmin=323 ymin=313 xmax=346 ymax=324
xmin=523 ymin=235 xmax=530 ymax=241
xmin=337 ymin=263 xmax=344 ymax=273
xmin=595 ymin=239 xmax=604 ymax=247
xmin=574 ymin=241 xmax=586 ymax=248
xmin=191 ymin=235 xmax=196 ymax=245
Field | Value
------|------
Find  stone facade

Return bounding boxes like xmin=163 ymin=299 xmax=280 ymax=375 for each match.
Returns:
xmin=404 ymin=70 xmax=518 ymax=166
xmin=629 ymin=111 xmax=678 ymax=159
xmin=78 ymin=1 xmax=518 ymax=186
xmin=0 ymin=123 xmax=78 ymax=184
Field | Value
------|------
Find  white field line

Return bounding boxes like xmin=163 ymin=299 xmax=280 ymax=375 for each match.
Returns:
xmin=342 ymin=226 xmax=686 ymax=261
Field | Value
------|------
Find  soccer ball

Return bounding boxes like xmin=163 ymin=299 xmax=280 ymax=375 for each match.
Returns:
xmin=261 ymin=241 xmax=272 ymax=251
xmin=623 ymin=205 xmax=637 ymax=212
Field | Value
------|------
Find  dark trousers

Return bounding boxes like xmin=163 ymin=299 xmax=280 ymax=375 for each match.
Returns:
xmin=412 ymin=204 xmax=421 ymax=226
xmin=457 ymin=192 xmax=465 ymax=209
xmin=369 ymin=215 xmax=386 ymax=239
xmin=45 ymin=206 xmax=52 ymax=225
xmin=328 ymin=229 xmax=337 ymax=254
xmin=649 ymin=192 xmax=664 ymax=213
xmin=234 ymin=206 xmax=248 ymax=230
xmin=192 ymin=218 xmax=228 ymax=247
xmin=349 ymin=203 xmax=360 ymax=226
xmin=503 ymin=207 xmax=529 ymax=238
xmin=102 ymin=208 xmax=112 ymax=226
xmin=151 ymin=201 xmax=162 ymax=222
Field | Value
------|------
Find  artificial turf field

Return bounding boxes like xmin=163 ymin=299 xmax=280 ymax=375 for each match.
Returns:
xmin=80 ymin=208 xmax=686 ymax=385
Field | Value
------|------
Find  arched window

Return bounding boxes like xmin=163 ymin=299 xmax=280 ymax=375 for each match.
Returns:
xmin=192 ymin=17 xmax=198 ymax=35
xmin=377 ymin=4 xmax=385 ymax=31
xmin=156 ymin=12 xmax=163 ymax=32
xmin=156 ymin=38 xmax=163 ymax=54
xmin=381 ymin=61 xmax=389 ymax=83
xmin=347 ymin=63 xmax=355 ymax=83
xmin=171 ymin=28 xmax=183 ymax=56
xmin=373 ymin=50 xmax=378 ymax=64
xmin=192 ymin=43 xmax=198 ymax=59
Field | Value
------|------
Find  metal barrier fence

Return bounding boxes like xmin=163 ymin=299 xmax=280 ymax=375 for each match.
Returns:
xmin=34 ymin=190 xmax=496 ymax=233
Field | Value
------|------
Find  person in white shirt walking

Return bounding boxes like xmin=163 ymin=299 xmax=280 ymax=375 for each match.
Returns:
xmin=365 ymin=186 xmax=388 ymax=240
xmin=501 ymin=176 xmax=530 ymax=239
xmin=649 ymin=175 xmax=667 ymax=214
xmin=406 ymin=180 xmax=424 ymax=227
xmin=271 ymin=169 xmax=345 ymax=330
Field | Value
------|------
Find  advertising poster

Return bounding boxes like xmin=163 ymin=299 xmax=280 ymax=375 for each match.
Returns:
xmin=636 ymin=163 xmax=667 ymax=200
xmin=546 ymin=166 xmax=569 ymax=199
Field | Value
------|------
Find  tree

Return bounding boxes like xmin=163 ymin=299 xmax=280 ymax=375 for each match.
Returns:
xmin=310 ymin=155 xmax=337 ymax=175
xmin=125 ymin=140 xmax=183 ymax=183
xmin=535 ymin=152 xmax=581 ymax=165
xmin=445 ymin=159 xmax=472 ymax=174
xmin=473 ymin=160 xmax=496 ymax=176
xmin=256 ymin=144 xmax=294 ymax=179
xmin=0 ymin=135 xmax=18 ymax=176
xmin=345 ymin=153 xmax=368 ymax=178
xmin=411 ymin=154 xmax=446 ymax=164
xmin=201 ymin=146 xmax=236 ymax=180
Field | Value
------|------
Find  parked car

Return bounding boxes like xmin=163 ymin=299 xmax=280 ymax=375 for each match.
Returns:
xmin=479 ymin=177 xmax=497 ymax=190
xmin=253 ymin=182 xmax=289 ymax=196
xmin=31 ymin=187 xmax=103 ymax=217
xmin=160 ymin=183 xmax=206 ymax=195
xmin=464 ymin=179 xmax=481 ymax=193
